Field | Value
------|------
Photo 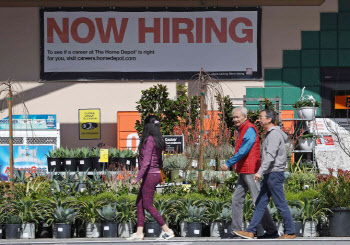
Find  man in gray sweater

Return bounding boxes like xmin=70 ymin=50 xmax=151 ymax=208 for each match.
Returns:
xmin=234 ymin=109 xmax=296 ymax=239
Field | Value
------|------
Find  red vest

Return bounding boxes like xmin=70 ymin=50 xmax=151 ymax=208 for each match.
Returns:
xmin=234 ymin=120 xmax=261 ymax=174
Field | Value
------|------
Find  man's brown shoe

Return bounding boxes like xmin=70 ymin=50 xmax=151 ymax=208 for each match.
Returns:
xmin=233 ymin=230 xmax=254 ymax=239
xmin=278 ymin=233 xmax=296 ymax=239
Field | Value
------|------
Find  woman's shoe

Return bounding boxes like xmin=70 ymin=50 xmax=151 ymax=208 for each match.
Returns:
xmin=126 ymin=233 xmax=144 ymax=240
xmin=156 ymin=229 xmax=175 ymax=240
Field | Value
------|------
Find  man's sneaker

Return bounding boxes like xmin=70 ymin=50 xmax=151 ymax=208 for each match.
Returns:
xmin=233 ymin=230 xmax=254 ymax=239
xmin=156 ymin=229 xmax=175 ymax=240
xmin=257 ymin=230 xmax=279 ymax=239
xmin=277 ymin=233 xmax=296 ymax=239
xmin=126 ymin=233 xmax=144 ymax=240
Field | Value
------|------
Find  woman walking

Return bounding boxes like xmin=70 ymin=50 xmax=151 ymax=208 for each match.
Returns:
xmin=127 ymin=115 xmax=174 ymax=241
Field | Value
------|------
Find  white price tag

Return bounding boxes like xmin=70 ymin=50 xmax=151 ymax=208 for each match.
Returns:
xmin=0 ymin=229 xmax=2 ymax=234
xmin=179 ymin=170 xmax=183 ymax=177
xmin=104 ymin=226 xmax=109 ymax=231
xmin=66 ymin=160 xmax=71 ymax=165
xmin=224 ymin=229 xmax=227 ymax=233
xmin=148 ymin=229 xmax=154 ymax=233
xmin=80 ymin=160 xmax=85 ymax=165
xmin=43 ymin=223 xmax=49 ymax=227
xmin=136 ymin=158 xmax=139 ymax=167
xmin=80 ymin=188 xmax=86 ymax=192
xmin=210 ymin=159 xmax=216 ymax=166
xmin=51 ymin=161 xmax=56 ymax=166
xmin=192 ymin=160 xmax=198 ymax=167
xmin=126 ymin=160 xmax=130 ymax=165
xmin=194 ymin=230 xmax=200 ymax=234
xmin=58 ymin=228 xmax=63 ymax=232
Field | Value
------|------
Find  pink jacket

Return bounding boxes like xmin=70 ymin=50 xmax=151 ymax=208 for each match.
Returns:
xmin=135 ymin=135 xmax=163 ymax=182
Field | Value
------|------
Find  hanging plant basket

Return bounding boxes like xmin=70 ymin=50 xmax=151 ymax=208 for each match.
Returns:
xmin=299 ymin=107 xmax=318 ymax=120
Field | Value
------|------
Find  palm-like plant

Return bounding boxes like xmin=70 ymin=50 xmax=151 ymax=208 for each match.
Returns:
xmin=169 ymin=198 xmax=207 ymax=223
xmin=145 ymin=198 xmax=176 ymax=223
xmin=78 ymin=200 xmax=105 ymax=224
xmin=242 ymin=196 xmax=254 ymax=222
xmin=289 ymin=198 xmax=331 ymax=223
xmin=206 ymin=199 xmax=230 ymax=222
xmin=97 ymin=204 xmax=119 ymax=222
xmin=115 ymin=200 xmax=136 ymax=223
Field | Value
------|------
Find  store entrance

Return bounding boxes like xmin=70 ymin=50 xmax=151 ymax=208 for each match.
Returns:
xmin=320 ymin=67 xmax=350 ymax=118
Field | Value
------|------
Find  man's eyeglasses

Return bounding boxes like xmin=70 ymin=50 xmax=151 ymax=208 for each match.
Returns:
xmin=259 ymin=116 xmax=267 ymax=119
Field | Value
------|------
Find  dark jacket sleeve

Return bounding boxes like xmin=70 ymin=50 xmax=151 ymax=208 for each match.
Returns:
xmin=134 ymin=137 xmax=156 ymax=182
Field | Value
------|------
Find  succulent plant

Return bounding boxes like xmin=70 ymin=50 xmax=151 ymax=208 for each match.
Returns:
xmin=97 ymin=204 xmax=119 ymax=222
xmin=53 ymin=206 xmax=78 ymax=224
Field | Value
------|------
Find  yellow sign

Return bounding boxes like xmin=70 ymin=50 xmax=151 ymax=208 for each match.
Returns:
xmin=79 ymin=109 xmax=101 ymax=140
xmin=100 ymin=149 xmax=109 ymax=162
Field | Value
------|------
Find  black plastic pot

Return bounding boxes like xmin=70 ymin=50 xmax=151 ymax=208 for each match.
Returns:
xmin=92 ymin=157 xmax=106 ymax=171
xmin=102 ymin=222 xmax=118 ymax=238
xmin=221 ymin=220 xmax=232 ymax=238
xmin=56 ymin=223 xmax=71 ymax=239
xmin=47 ymin=158 xmax=62 ymax=172
xmin=187 ymin=222 xmax=202 ymax=237
xmin=126 ymin=157 xmax=136 ymax=171
xmin=329 ymin=208 xmax=350 ymax=237
xmin=5 ymin=224 xmax=21 ymax=239
xmin=62 ymin=158 xmax=77 ymax=171
xmin=0 ymin=224 xmax=4 ymax=239
xmin=145 ymin=222 xmax=162 ymax=237
xmin=76 ymin=158 xmax=92 ymax=171
xmin=294 ymin=221 xmax=303 ymax=237
xmin=36 ymin=221 xmax=52 ymax=238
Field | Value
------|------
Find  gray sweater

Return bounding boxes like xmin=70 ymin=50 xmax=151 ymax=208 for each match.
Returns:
xmin=258 ymin=126 xmax=289 ymax=175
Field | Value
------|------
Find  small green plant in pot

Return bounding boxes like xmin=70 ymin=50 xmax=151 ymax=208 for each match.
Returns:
xmin=5 ymin=214 xmax=22 ymax=239
xmin=206 ymin=200 xmax=230 ymax=237
xmin=76 ymin=147 xmax=93 ymax=171
xmin=79 ymin=200 xmax=104 ymax=238
xmin=185 ymin=205 xmax=207 ymax=237
xmin=203 ymin=144 xmax=217 ymax=170
xmin=163 ymin=154 xmax=188 ymax=182
xmin=115 ymin=200 xmax=136 ymax=238
xmin=292 ymin=92 xmax=320 ymax=120
xmin=53 ymin=205 xmax=78 ymax=239
xmin=97 ymin=204 xmax=119 ymax=238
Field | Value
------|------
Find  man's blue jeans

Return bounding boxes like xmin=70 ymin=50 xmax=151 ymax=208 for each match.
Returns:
xmin=246 ymin=171 xmax=295 ymax=235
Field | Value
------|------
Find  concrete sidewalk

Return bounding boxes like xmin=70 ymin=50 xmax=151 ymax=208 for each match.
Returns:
xmin=1 ymin=237 xmax=350 ymax=245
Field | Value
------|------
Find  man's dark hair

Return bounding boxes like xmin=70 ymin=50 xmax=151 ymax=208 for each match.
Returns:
xmin=262 ymin=109 xmax=276 ymax=124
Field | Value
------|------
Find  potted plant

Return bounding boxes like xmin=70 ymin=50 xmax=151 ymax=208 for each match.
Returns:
xmin=115 ymin=200 xmax=136 ymax=238
xmin=97 ymin=204 xmax=119 ymax=238
xmin=53 ymin=205 xmax=78 ymax=238
xmin=76 ymin=147 xmax=93 ymax=171
xmin=203 ymin=144 xmax=217 ymax=170
xmin=206 ymin=200 xmax=229 ymax=237
xmin=0 ymin=206 xmax=6 ymax=239
xmin=5 ymin=214 xmax=22 ymax=239
xmin=217 ymin=143 xmax=234 ymax=167
xmin=220 ymin=207 xmax=232 ymax=238
xmin=79 ymin=200 xmax=104 ymax=238
xmin=163 ymin=154 xmax=188 ymax=182
xmin=143 ymin=198 xmax=175 ymax=238
xmin=75 ymin=169 xmax=89 ymax=192
xmin=185 ymin=145 xmax=199 ymax=170
xmin=108 ymin=148 xmax=120 ymax=170
xmin=184 ymin=205 xmax=207 ymax=237
xmin=61 ymin=147 xmax=78 ymax=172
xmin=319 ymin=169 xmax=350 ymax=237
xmin=289 ymin=205 xmax=303 ymax=237
xmin=17 ymin=200 xmax=38 ymax=239
xmin=46 ymin=148 xmax=63 ymax=172
xmin=298 ymin=133 xmax=315 ymax=151
xmin=292 ymin=99 xmax=320 ymax=120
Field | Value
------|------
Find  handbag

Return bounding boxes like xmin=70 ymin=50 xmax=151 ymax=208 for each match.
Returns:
xmin=160 ymin=168 xmax=166 ymax=182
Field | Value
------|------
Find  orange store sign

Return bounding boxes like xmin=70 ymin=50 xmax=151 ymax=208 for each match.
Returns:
xmin=117 ymin=111 xmax=141 ymax=152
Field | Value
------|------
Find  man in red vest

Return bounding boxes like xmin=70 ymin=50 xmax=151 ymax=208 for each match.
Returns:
xmin=221 ymin=107 xmax=277 ymax=239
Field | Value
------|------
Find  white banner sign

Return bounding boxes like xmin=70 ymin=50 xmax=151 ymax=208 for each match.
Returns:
xmin=40 ymin=8 xmax=261 ymax=80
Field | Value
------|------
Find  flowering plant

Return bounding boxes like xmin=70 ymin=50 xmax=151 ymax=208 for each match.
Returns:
xmin=318 ymin=169 xmax=350 ymax=209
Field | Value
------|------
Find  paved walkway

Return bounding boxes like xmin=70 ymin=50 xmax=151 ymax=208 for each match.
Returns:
xmin=1 ymin=237 xmax=350 ymax=245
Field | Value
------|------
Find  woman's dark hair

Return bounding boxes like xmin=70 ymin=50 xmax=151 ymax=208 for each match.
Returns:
xmin=138 ymin=115 xmax=165 ymax=152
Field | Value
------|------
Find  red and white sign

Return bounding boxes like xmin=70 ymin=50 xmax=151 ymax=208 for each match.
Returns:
xmin=40 ymin=8 xmax=261 ymax=80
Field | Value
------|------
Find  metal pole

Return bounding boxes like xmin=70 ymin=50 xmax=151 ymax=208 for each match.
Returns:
xmin=198 ymin=68 xmax=205 ymax=190
xmin=8 ymin=87 xmax=14 ymax=192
